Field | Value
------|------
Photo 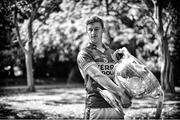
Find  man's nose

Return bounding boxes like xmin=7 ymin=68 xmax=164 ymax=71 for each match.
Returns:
xmin=91 ymin=29 xmax=96 ymax=35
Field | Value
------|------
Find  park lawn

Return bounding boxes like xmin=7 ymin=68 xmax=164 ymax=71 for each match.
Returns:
xmin=0 ymin=84 xmax=180 ymax=119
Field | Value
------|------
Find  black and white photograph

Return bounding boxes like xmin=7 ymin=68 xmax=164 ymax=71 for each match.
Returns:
xmin=0 ymin=0 xmax=180 ymax=119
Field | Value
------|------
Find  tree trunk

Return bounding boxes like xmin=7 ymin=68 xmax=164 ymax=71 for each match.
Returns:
xmin=157 ymin=3 xmax=175 ymax=93
xmin=25 ymin=46 xmax=35 ymax=92
xmin=160 ymin=35 xmax=175 ymax=93
xmin=105 ymin=0 xmax=109 ymax=15
xmin=14 ymin=5 xmax=37 ymax=92
xmin=25 ymin=11 xmax=36 ymax=92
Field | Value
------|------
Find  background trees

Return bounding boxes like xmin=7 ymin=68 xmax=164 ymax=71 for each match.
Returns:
xmin=1 ymin=0 xmax=63 ymax=91
xmin=143 ymin=0 xmax=177 ymax=93
xmin=1 ymin=0 xmax=180 ymax=93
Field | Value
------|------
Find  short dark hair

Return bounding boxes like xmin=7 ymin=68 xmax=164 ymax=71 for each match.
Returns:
xmin=86 ymin=16 xmax=104 ymax=29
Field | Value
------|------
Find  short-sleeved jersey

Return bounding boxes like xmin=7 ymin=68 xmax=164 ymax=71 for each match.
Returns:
xmin=77 ymin=43 xmax=116 ymax=108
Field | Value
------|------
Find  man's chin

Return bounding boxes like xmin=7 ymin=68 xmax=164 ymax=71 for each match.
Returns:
xmin=90 ymin=40 xmax=98 ymax=44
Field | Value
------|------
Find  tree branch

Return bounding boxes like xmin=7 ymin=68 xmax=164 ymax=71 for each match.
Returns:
xmin=28 ymin=3 xmax=39 ymax=39
xmin=164 ymin=16 xmax=172 ymax=39
xmin=33 ymin=23 xmax=44 ymax=37
xmin=27 ymin=3 xmax=40 ymax=55
xmin=164 ymin=2 xmax=174 ymax=39
xmin=14 ymin=5 xmax=28 ymax=54
xmin=105 ymin=0 xmax=109 ymax=15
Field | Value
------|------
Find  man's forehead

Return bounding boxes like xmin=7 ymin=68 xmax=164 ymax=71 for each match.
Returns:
xmin=87 ymin=22 xmax=102 ymax=28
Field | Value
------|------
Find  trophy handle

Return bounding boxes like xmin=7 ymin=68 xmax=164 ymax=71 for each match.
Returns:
xmin=97 ymin=87 xmax=125 ymax=115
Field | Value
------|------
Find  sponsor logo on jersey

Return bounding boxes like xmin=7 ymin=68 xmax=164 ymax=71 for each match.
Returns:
xmin=97 ymin=62 xmax=114 ymax=79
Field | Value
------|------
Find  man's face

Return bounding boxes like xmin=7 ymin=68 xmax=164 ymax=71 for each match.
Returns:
xmin=86 ymin=22 xmax=103 ymax=45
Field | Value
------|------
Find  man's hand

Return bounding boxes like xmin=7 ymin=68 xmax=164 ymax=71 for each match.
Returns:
xmin=120 ymin=91 xmax=132 ymax=108
xmin=115 ymin=87 xmax=132 ymax=108
xmin=124 ymin=88 xmax=133 ymax=100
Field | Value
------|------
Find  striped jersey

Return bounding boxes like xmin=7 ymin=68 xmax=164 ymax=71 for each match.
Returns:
xmin=77 ymin=43 xmax=116 ymax=108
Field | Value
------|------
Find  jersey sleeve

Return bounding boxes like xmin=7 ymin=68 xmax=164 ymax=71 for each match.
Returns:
xmin=77 ymin=50 xmax=96 ymax=73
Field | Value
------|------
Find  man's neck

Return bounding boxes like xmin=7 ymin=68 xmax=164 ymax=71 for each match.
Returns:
xmin=96 ymin=43 xmax=102 ymax=48
xmin=88 ymin=41 xmax=105 ymax=52
xmin=96 ymin=43 xmax=105 ymax=53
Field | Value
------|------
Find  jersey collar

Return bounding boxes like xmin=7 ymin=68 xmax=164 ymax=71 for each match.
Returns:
xmin=88 ymin=43 xmax=108 ymax=51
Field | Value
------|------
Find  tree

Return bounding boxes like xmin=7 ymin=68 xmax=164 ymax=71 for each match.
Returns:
xmin=14 ymin=1 xmax=42 ymax=92
xmin=0 ymin=0 xmax=23 ymax=79
xmin=7 ymin=0 xmax=179 ymax=88
xmin=13 ymin=0 xmax=62 ymax=91
xmin=143 ymin=0 xmax=175 ymax=93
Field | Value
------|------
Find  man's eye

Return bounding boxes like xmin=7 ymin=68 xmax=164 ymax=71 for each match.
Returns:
xmin=88 ymin=29 xmax=93 ymax=32
xmin=95 ymin=28 xmax=99 ymax=31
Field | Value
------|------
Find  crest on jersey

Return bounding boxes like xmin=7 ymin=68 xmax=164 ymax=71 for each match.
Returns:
xmin=103 ymin=58 xmax=108 ymax=63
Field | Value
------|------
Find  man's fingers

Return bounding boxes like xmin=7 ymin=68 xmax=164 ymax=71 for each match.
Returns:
xmin=122 ymin=101 xmax=131 ymax=108
xmin=120 ymin=95 xmax=132 ymax=108
xmin=124 ymin=89 xmax=133 ymax=99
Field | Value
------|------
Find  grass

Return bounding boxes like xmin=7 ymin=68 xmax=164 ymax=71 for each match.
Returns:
xmin=0 ymin=84 xmax=180 ymax=119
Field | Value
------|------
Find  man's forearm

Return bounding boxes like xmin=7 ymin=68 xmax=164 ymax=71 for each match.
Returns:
xmin=86 ymin=64 xmax=125 ymax=95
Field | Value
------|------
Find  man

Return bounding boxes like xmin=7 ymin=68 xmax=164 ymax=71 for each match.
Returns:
xmin=77 ymin=16 xmax=132 ymax=119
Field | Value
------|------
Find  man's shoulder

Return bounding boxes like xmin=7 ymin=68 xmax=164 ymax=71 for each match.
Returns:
xmin=77 ymin=47 xmax=92 ymax=59
xmin=78 ymin=46 xmax=94 ymax=55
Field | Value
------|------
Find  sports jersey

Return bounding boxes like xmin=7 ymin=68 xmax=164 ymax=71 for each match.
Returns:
xmin=77 ymin=43 xmax=116 ymax=108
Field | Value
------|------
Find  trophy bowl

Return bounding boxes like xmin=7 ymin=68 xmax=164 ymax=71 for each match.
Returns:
xmin=98 ymin=47 xmax=164 ymax=118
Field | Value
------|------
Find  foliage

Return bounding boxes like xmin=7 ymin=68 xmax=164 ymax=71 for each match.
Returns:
xmin=0 ymin=0 xmax=63 ymax=78
xmin=0 ymin=0 xmax=26 ymax=77
xmin=0 ymin=0 xmax=14 ymax=50
xmin=1 ymin=0 xmax=180 ymax=80
xmin=0 ymin=47 xmax=24 ymax=77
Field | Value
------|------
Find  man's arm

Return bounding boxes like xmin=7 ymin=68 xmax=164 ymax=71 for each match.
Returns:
xmin=85 ymin=63 xmax=131 ymax=107
xmin=85 ymin=62 xmax=124 ymax=96
xmin=77 ymin=49 xmax=131 ymax=107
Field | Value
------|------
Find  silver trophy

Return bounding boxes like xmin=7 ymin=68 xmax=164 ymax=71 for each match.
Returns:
xmin=98 ymin=47 xmax=164 ymax=118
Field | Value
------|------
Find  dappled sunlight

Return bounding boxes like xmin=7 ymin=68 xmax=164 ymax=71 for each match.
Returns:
xmin=123 ymin=94 xmax=180 ymax=119
xmin=124 ymin=98 xmax=158 ymax=119
xmin=0 ymin=87 xmax=85 ymax=119
xmin=162 ymin=103 xmax=180 ymax=119
xmin=0 ymin=87 xmax=180 ymax=119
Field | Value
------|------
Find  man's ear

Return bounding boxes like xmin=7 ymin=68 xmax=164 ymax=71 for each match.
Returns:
xmin=103 ymin=27 xmax=108 ymax=34
xmin=102 ymin=27 xmax=105 ymax=33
